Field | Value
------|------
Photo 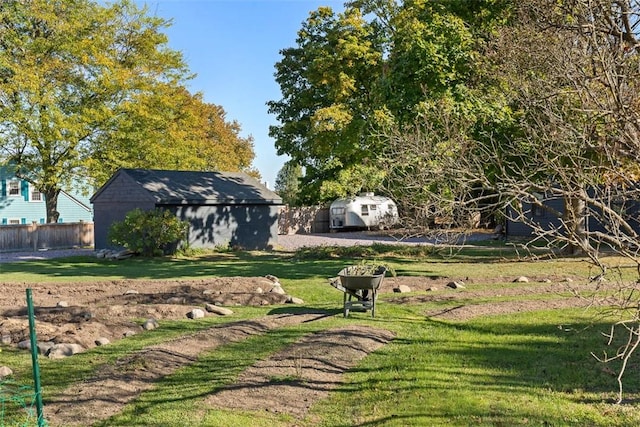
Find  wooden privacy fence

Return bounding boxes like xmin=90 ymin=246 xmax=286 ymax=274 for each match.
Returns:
xmin=278 ymin=206 xmax=330 ymax=234
xmin=0 ymin=222 xmax=94 ymax=252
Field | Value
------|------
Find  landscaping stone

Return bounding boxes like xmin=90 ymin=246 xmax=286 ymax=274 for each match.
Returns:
xmin=17 ymin=340 xmax=31 ymax=350
xmin=0 ymin=366 xmax=13 ymax=378
xmin=95 ymin=337 xmax=110 ymax=346
xmin=57 ymin=300 xmax=69 ymax=308
xmin=187 ymin=308 xmax=205 ymax=319
xmin=46 ymin=343 xmax=85 ymax=359
xmin=97 ymin=249 xmax=134 ymax=260
xmin=123 ymin=330 xmax=137 ymax=337
xmin=270 ymin=284 xmax=286 ymax=295
xmin=166 ymin=297 xmax=185 ymax=304
xmin=393 ymin=285 xmax=411 ymax=293
xmin=37 ymin=341 xmax=55 ymax=355
xmin=255 ymin=287 xmax=264 ymax=294
xmin=1 ymin=334 xmax=12 ymax=345
xmin=514 ymin=276 xmax=529 ymax=283
xmin=426 ymin=287 xmax=438 ymax=292
xmin=446 ymin=281 xmax=466 ymax=289
xmin=286 ymin=296 xmax=304 ymax=304
xmin=124 ymin=289 xmax=139 ymax=295
xmin=204 ymin=304 xmax=233 ymax=316
xmin=142 ymin=318 xmax=159 ymax=330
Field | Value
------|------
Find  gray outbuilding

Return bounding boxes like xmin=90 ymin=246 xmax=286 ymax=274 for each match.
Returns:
xmin=91 ymin=168 xmax=283 ymax=251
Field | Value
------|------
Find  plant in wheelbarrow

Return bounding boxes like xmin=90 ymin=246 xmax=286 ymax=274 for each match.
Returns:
xmin=331 ymin=263 xmax=393 ymax=317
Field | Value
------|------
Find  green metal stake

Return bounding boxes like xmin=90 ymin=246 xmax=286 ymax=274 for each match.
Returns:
xmin=26 ymin=288 xmax=45 ymax=427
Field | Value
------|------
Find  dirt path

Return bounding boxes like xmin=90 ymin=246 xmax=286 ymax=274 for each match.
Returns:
xmin=206 ymin=325 xmax=395 ymax=418
xmin=44 ymin=312 xmax=330 ymax=427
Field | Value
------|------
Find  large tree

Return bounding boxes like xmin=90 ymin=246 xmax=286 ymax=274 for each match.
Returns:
xmin=0 ymin=0 xmax=189 ymax=222
xmin=268 ymin=0 xmax=511 ymax=204
xmin=268 ymin=6 xmax=386 ymax=203
xmin=87 ymin=86 xmax=258 ymax=185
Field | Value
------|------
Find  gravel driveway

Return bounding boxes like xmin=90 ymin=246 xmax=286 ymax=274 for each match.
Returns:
xmin=0 ymin=231 xmax=493 ymax=263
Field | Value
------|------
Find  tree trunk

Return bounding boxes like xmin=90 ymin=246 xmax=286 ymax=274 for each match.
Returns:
xmin=562 ymin=191 xmax=590 ymax=255
xmin=43 ymin=187 xmax=61 ymax=223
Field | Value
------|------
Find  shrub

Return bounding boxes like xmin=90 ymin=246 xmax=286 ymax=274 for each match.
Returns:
xmin=108 ymin=208 xmax=189 ymax=256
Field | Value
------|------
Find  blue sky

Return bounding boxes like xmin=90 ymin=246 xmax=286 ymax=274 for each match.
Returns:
xmin=138 ymin=0 xmax=345 ymax=188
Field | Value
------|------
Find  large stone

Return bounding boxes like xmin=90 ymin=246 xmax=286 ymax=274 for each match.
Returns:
xmin=187 ymin=308 xmax=205 ymax=319
xmin=142 ymin=318 xmax=159 ymax=330
xmin=0 ymin=366 xmax=13 ymax=378
xmin=1 ymin=334 xmax=12 ymax=345
xmin=514 ymin=276 xmax=529 ymax=283
xmin=286 ymin=296 xmax=304 ymax=304
xmin=17 ymin=340 xmax=31 ymax=350
xmin=56 ymin=300 xmax=69 ymax=308
xmin=270 ymin=284 xmax=286 ymax=295
xmin=446 ymin=281 xmax=466 ymax=289
xmin=393 ymin=285 xmax=411 ymax=293
xmin=205 ymin=304 xmax=233 ymax=316
xmin=37 ymin=341 xmax=55 ymax=355
xmin=46 ymin=343 xmax=85 ymax=359
xmin=95 ymin=337 xmax=110 ymax=346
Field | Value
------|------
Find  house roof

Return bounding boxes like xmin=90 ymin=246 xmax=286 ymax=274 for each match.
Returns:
xmin=91 ymin=168 xmax=283 ymax=205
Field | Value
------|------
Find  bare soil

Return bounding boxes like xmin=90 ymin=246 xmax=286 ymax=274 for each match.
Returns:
xmin=0 ymin=272 xmax=595 ymax=426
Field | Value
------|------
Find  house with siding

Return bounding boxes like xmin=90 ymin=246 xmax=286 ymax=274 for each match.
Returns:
xmin=0 ymin=166 xmax=93 ymax=225
xmin=91 ymin=168 xmax=283 ymax=251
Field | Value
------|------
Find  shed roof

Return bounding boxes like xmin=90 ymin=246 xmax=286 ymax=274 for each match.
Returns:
xmin=91 ymin=168 xmax=283 ymax=205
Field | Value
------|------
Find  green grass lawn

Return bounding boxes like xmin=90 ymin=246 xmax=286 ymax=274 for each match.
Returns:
xmin=1 ymin=245 xmax=639 ymax=426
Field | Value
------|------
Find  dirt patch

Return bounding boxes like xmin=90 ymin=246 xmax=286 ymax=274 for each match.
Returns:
xmin=0 ymin=273 xmax=595 ymax=426
xmin=384 ymin=276 xmax=603 ymax=321
xmin=206 ymin=325 xmax=395 ymax=418
xmin=0 ymin=275 xmax=590 ymax=349
xmin=0 ymin=277 xmax=293 ymax=349
xmin=44 ymin=312 xmax=329 ymax=427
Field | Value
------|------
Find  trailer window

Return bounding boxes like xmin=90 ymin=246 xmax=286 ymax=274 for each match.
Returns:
xmin=370 ymin=204 xmax=377 ymax=210
xmin=361 ymin=205 xmax=369 ymax=216
xmin=332 ymin=207 xmax=345 ymax=215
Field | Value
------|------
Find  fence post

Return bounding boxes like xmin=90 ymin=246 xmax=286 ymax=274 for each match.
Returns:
xmin=31 ymin=222 xmax=38 ymax=251
xmin=26 ymin=288 xmax=45 ymax=427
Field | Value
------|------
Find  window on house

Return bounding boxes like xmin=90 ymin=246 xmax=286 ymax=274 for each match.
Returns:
xmin=30 ymin=187 xmax=42 ymax=202
xmin=8 ymin=218 xmax=20 ymax=225
xmin=8 ymin=180 xmax=20 ymax=197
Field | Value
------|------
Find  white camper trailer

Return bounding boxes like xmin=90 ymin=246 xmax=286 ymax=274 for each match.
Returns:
xmin=330 ymin=193 xmax=399 ymax=230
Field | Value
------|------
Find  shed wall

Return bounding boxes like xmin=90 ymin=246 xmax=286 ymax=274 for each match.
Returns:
xmin=173 ymin=204 xmax=280 ymax=250
xmin=506 ymin=198 xmax=565 ymax=237
xmin=93 ymin=201 xmax=155 ymax=249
